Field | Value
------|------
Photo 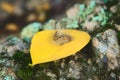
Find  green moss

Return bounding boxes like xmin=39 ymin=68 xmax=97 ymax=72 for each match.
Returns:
xmin=103 ymin=0 xmax=113 ymax=3
xmin=12 ymin=51 xmax=55 ymax=79
xmin=12 ymin=51 xmax=32 ymax=66
xmin=49 ymin=62 xmax=60 ymax=79
xmin=112 ymin=4 xmax=120 ymax=24
xmin=67 ymin=78 xmax=78 ymax=80
xmin=16 ymin=69 xmax=33 ymax=80
xmin=117 ymin=31 xmax=120 ymax=45
xmin=16 ymin=63 xmax=52 ymax=80
xmin=32 ymin=71 xmax=51 ymax=80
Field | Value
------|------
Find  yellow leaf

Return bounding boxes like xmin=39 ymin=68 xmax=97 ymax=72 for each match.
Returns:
xmin=30 ymin=29 xmax=90 ymax=66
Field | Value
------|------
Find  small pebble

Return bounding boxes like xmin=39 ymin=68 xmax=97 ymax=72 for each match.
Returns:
xmin=42 ymin=2 xmax=51 ymax=10
xmin=38 ymin=12 xmax=46 ymax=22
xmin=115 ymin=24 xmax=120 ymax=31
xmin=66 ymin=4 xmax=78 ymax=19
xmin=87 ymin=59 xmax=92 ymax=64
xmin=110 ymin=5 xmax=117 ymax=13
xmin=110 ymin=72 xmax=116 ymax=78
xmin=1 ymin=2 xmax=14 ymax=14
xmin=26 ymin=13 xmax=37 ymax=22
xmin=5 ymin=23 xmax=18 ymax=32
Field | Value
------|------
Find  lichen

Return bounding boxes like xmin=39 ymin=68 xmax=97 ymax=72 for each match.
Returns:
xmin=43 ymin=18 xmax=79 ymax=30
xmin=93 ymin=8 xmax=112 ymax=26
xmin=21 ymin=22 xmax=42 ymax=42
xmin=4 ymin=75 xmax=14 ymax=80
xmin=77 ymin=1 xmax=96 ymax=22
xmin=66 ymin=0 xmax=112 ymax=32
xmin=43 ymin=19 xmax=57 ymax=30
xmin=57 ymin=18 xmax=79 ymax=29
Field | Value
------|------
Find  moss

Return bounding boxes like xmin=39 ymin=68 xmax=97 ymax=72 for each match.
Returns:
xmin=32 ymin=71 xmax=51 ymax=80
xmin=1 ymin=0 xmax=119 ymax=80
xmin=13 ymin=51 xmax=53 ymax=79
xmin=67 ymin=78 xmax=78 ymax=80
xmin=117 ymin=31 xmax=120 ymax=45
xmin=49 ymin=62 xmax=60 ymax=79
xmin=16 ymin=69 xmax=33 ymax=80
xmin=105 ymin=0 xmax=119 ymax=8
xmin=103 ymin=0 xmax=113 ymax=3
xmin=112 ymin=4 xmax=120 ymax=24
xmin=12 ymin=51 xmax=32 ymax=66
xmin=13 ymin=51 xmax=33 ymax=79
xmin=16 ymin=63 xmax=52 ymax=80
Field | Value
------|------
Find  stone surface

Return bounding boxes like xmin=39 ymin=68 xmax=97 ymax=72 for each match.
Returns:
xmin=115 ymin=24 xmax=120 ymax=31
xmin=67 ymin=60 xmax=81 ymax=79
xmin=59 ymin=60 xmax=81 ymax=79
xmin=110 ymin=5 xmax=117 ymax=13
xmin=82 ymin=20 xmax=99 ymax=32
xmin=66 ymin=4 xmax=79 ymax=19
xmin=92 ymin=29 xmax=120 ymax=70
xmin=0 ymin=36 xmax=29 ymax=57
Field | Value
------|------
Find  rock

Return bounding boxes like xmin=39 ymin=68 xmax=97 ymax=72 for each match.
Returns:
xmin=110 ymin=72 xmax=116 ymax=78
xmin=59 ymin=60 xmax=81 ymax=80
xmin=66 ymin=1 xmax=110 ymax=32
xmin=92 ymin=29 xmax=120 ymax=70
xmin=1 ymin=2 xmax=14 ymax=14
xmin=26 ymin=13 xmax=37 ymax=22
xmin=66 ymin=4 xmax=79 ymax=19
xmin=0 ymin=36 xmax=29 ymax=57
xmin=115 ymin=24 xmax=120 ymax=31
xmin=0 ymin=57 xmax=19 ymax=80
xmin=66 ymin=60 xmax=81 ymax=79
xmin=82 ymin=20 xmax=99 ymax=32
xmin=46 ymin=72 xmax=57 ymax=80
xmin=0 ymin=66 xmax=18 ymax=80
xmin=5 ymin=23 xmax=19 ymax=32
xmin=110 ymin=5 xmax=117 ymax=13
xmin=38 ymin=12 xmax=46 ymax=22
